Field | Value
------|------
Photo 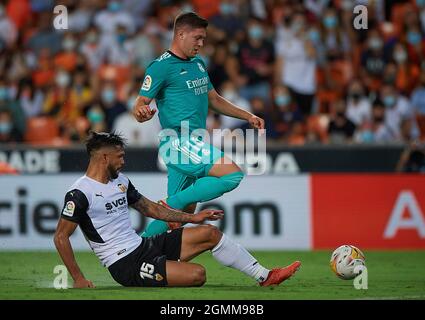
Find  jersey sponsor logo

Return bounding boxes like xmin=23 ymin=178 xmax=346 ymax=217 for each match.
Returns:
xmin=141 ymin=75 xmax=152 ymax=91
xmin=62 ymin=201 xmax=75 ymax=217
xmin=179 ymin=68 xmax=188 ymax=75
xmin=105 ymin=196 xmax=127 ymax=211
xmin=186 ymin=76 xmax=208 ymax=89
xmin=95 ymin=193 xmax=104 ymax=198
xmin=117 ymin=183 xmax=127 ymax=193
xmin=197 ymin=62 xmax=205 ymax=72
xmin=117 ymin=249 xmax=127 ymax=256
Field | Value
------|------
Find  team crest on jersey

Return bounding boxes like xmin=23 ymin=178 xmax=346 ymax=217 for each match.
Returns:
xmin=62 ymin=201 xmax=75 ymax=217
xmin=118 ymin=183 xmax=127 ymax=193
xmin=155 ymin=273 xmax=164 ymax=281
xmin=141 ymin=75 xmax=152 ymax=91
xmin=197 ymin=62 xmax=205 ymax=73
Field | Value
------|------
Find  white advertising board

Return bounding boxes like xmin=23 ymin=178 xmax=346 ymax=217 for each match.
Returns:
xmin=0 ymin=174 xmax=311 ymax=250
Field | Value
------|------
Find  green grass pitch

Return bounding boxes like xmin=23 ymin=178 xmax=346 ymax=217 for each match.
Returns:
xmin=0 ymin=250 xmax=424 ymax=300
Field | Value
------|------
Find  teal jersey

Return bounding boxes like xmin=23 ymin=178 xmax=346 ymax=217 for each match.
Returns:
xmin=139 ymin=50 xmax=214 ymax=133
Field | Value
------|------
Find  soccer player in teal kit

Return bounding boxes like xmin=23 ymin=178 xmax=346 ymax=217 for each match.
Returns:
xmin=133 ymin=12 xmax=265 ymax=237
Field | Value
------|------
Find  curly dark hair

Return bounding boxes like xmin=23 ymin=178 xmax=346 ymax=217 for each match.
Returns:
xmin=85 ymin=131 xmax=126 ymax=156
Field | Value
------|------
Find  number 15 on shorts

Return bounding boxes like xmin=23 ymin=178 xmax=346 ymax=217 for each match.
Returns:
xmin=140 ymin=262 xmax=154 ymax=279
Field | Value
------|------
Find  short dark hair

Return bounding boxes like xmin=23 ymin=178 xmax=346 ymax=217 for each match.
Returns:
xmin=174 ymin=12 xmax=208 ymax=32
xmin=86 ymin=132 xmax=126 ymax=156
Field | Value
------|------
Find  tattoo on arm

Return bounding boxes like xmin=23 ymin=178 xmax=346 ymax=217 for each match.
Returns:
xmin=131 ymin=196 xmax=193 ymax=222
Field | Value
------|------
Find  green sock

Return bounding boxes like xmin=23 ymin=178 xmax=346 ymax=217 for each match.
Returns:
xmin=140 ymin=172 xmax=243 ymax=237
xmin=166 ymin=172 xmax=244 ymax=210
xmin=140 ymin=220 xmax=168 ymax=237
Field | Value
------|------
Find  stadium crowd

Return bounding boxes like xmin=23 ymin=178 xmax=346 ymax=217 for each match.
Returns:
xmin=0 ymin=0 xmax=425 ymax=146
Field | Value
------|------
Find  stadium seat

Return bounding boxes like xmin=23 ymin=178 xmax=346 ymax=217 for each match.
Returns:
xmin=24 ymin=117 xmax=60 ymax=145
xmin=316 ymin=90 xmax=339 ymax=114
xmin=329 ymin=60 xmax=353 ymax=88
xmin=287 ymin=122 xmax=306 ymax=146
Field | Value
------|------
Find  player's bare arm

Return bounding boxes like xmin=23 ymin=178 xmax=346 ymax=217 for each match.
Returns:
xmin=208 ymin=89 xmax=265 ymax=130
xmin=131 ymin=195 xmax=223 ymax=224
xmin=133 ymin=95 xmax=156 ymax=123
xmin=54 ymin=218 xmax=95 ymax=288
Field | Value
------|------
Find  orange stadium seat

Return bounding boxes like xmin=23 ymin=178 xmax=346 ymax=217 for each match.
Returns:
xmin=24 ymin=117 xmax=60 ymax=145
xmin=330 ymin=60 xmax=353 ymax=88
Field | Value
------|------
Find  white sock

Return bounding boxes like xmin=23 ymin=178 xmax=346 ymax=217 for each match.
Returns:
xmin=212 ymin=234 xmax=269 ymax=282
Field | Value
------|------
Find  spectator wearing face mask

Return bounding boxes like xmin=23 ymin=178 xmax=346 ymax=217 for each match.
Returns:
xmin=228 ymin=18 xmax=275 ymax=103
xmin=80 ymin=26 xmax=103 ymax=71
xmin=407 ymin=27 xmax=425 ymax=65
xmin=360 ymin=28 xmax=390 ymax=92
xmin=275 ymin=12 xmax=317 ymax=118
xmin=240 ymin=97 xmax=279 ymax=140
xmin=67 ymin=1 xmax=94 ymax=33
xmin=411 ymin=68 xmax=425 ymax=115
xmin=389 ymin=42 xmax=420 ymax=94
xmin=218 ymin=81 xmax=251 ymax=130
xmin=380 ymin=84 xmax=420 ymax=141
xmin=97 ymin=24 xmax=135 ymax=67
xmin=98 ymin=82 xmax=127 ymax=131
xmin=17 ymin=78 xmax=44 ymax=118
xmin=209 ymin=1 xmax=244 ymax=42
xmin=94 ymin=1 xmax=135 ymax=36
xmin=320 ymin=7 xmax=350 ymax=62
xmin=345 ymin=79 xmax=372 ymax=127
xmin=208 ymin=42 xmax=232 ymax=91
xmin=328 ymin=99 xmax=356 ymax=144
xmin=68 ymin=71 xmax=94 ymax=121
xmin=0 ymin=108 xmax=22 ymax=143
xmin=113 ymin=89 xmax=161 ymax=147
xmin=354 ymin=99 xmax=392 ymax=144
xmin=86 ymin=104 xmax=107 ymax=133
xmin=272 ymin=84 xmax=303 ymax=139
xmin=0 ymin=78 xmax=26 ymax=136
xmin=43 ymin=69 xmax=75 ymax=126
xmin=132 ymin=23 xmax=158 ymax=71
xmin=54 ymin=33 xmax=79 ymax=72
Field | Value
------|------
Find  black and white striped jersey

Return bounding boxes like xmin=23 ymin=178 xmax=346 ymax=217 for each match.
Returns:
xmin=60 ymin=173 xmax=143 ymax=267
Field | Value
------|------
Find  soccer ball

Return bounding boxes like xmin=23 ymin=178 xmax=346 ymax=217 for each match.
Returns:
xmin=330 ymin=245 xmax=366 ymax=280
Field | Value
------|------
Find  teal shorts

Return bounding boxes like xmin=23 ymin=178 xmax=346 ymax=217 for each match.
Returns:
xmin=158 ymin=135 xmax=224 ymax=196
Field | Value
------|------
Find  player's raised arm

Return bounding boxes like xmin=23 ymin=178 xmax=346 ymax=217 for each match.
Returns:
xmin=54 ymin=218 xmax=95 ymax=288
xmin=132 ymin=95 xmax=156 ymax=123
xmin=208 ymin=88 xmax=265 ymax=131
xmin=131 ymin=195 xmax=223 ymax=224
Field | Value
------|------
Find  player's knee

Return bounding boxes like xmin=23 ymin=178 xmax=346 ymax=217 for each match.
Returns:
xmin=192 ymin=265 xmax=206 ymax=286
xmin=203 ymin=224 xmax=222 ymax=247
xmin=219 ymin=171 xmax=244 ymax=193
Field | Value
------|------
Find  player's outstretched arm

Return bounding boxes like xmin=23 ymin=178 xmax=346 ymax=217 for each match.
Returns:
xmin=208 ymin=89 xmax=265 ymax=131
xmin=54 ymin=218 xmax=95 ymax=288
xmin=133 ymin=95 xmax=156 ymax=123
xmin=131 ymin=196 xmax=223 ymax=224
